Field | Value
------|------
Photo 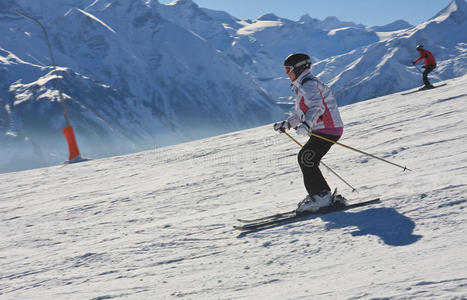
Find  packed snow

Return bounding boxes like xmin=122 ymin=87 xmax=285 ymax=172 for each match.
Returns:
xmin=1 ymin=75 xmax=466 ymax=299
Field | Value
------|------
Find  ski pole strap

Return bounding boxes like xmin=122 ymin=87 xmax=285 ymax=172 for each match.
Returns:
xmin=282 ymin=131 xmax=358 ymax=192
xmin=308 ymin=132 xmax=411 ymax=171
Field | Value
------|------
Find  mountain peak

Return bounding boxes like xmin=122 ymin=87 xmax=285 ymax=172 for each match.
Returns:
xmin=299 ymin=14 xmax=311 ymax=21
xmin=298 ymin=14 xmax=314 ymax=23
xmin=256 ymin=13 xmax=280 ymax=21
xmin=320 ymin=16 xmax=363 ymax=30
xmin=168 ymin=0 xmax=198 ymax=8
xmin=371 ymin=19 xmax=412 ymax=32
xmin=431 ymin=0 xmax=467 ymax=23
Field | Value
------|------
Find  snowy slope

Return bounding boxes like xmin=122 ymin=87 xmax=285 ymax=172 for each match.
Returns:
xmin=1 ymin=75 xmax=466 ymax=299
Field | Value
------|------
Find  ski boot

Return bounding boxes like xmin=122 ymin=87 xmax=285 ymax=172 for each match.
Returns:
xmin=332 ymin=193 xmax=348 ymax=207
xmin=418 ymin=84 xmax=435 ymax=91
xmin=296 ymin=190 xmax=332 ymax=213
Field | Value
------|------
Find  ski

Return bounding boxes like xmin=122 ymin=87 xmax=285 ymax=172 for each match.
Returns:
xmin=237 ymin=210 xmax=296 ymax=223
xmin=238 ymin=189 xmax=339 ymax=223
xmin=400 ymin=83 xmax=447 ymax=95
xmin=234 ymin=198 xmax=381 ymax=232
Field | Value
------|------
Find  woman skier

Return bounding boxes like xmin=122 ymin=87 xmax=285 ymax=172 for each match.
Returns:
xmin=412 ymin=45 xmax=437 ymax=89
xmin=273 ymin=53 xmax=345 ymax=213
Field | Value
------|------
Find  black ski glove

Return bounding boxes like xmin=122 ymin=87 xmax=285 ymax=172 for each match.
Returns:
xmin=273 ymin=120 xmax=290 ymax=132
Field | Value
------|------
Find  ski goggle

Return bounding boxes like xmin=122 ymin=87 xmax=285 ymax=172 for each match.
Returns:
xmin=284 ymin=66 xmax=294 ymax=75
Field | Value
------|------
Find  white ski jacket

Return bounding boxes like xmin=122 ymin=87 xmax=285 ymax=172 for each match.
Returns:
xmin=288 ymin=70 xmax=343 ymax=135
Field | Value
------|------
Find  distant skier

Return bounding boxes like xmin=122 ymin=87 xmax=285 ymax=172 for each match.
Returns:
xmin=412 ymin=45 xmax=437 ymax=89
xmin=273 ymin=53 xmax=345 ymax=213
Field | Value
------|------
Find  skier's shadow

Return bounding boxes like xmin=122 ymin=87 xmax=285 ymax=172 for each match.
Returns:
xmin=320 ymin=207 xmax=422 ymax=246
xmin=238 ymin=207 xmax=422 ymax=246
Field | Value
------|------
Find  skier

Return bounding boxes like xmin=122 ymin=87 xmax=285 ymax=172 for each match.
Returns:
xmin=273 ymin=53 xmax=345 ymax=213
xmin=412 ymin=45 xmax=437 ymax=89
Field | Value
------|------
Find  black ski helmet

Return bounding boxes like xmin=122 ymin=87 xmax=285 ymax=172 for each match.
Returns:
xmin=284 ymin=53 xmax=311 ymax=76
xmin=416 ymin=44 xmax=424 ymax=51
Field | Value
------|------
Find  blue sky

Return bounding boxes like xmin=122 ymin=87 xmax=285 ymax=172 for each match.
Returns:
xmin=159 ymin=0 xmax=453 ymax=26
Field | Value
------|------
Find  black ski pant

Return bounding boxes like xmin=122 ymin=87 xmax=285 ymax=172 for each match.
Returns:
xmin=298 ymin=133 xmax=340 ymax=197
xmin=422 ymin=64 xmax=436 ymax=86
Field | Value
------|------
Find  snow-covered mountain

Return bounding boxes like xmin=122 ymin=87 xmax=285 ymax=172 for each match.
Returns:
xmin=370 ymin=20 xmax=413 ymax=32
xmin=312 ymin=0 xmax=467 ymax=105
xmin=165 ymin=0 xmax=466 ymax=105
xmin=1 ymin=74 xmax=466 ymax=299
xmin=0 ymin=0 xmax=283 ymax=172
xmin=169 ymin=2 xmax=381 ymax=101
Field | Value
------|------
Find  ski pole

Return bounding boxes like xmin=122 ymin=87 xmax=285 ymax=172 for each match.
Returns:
xmin=413 ymin=64 xmax=424 ymax=74
xmin=308 ymin=132 xmax=411 ymax=171
xmin=282 ymin=131 xmax=358 ymax=192
xmin=412 ymin=64 xmax=446 ymax=84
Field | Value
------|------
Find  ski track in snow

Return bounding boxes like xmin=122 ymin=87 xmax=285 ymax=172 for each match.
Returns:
xmin=1 ymin=75 xmax=467 ymax=299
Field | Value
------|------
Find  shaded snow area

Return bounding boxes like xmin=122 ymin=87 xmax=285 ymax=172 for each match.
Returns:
xmin=1 ymin=75 xmax=467 ymax=299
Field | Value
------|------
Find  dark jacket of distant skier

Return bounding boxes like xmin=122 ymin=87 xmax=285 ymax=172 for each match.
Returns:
xmin=412 ymin=45 xmax=437 ymax=88
xmin=274 ymin=53 xmax=345 ymax=214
